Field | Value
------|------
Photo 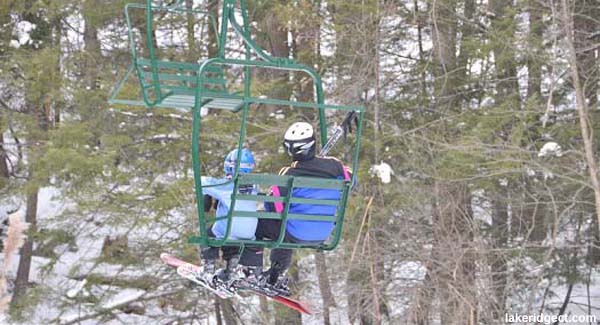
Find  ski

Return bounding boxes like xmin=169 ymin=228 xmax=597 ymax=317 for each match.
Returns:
xmin=160 ymin=253 xmax=312 ymax=314
xmin=160 ymin=252 xmax=200 ymax=271
xmin=176 ymin=265 xmax=237 ymax=299
xmin=235 ymin=281 xmax=312 ymax=314
xmin=160 ymin=253 xmax=236 ymax=299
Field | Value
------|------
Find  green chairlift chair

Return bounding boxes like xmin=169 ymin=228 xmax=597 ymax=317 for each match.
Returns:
xmin=109 ymin=0 xmax=366 ymax=251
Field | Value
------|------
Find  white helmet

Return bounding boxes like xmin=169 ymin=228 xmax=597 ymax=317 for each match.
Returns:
xmin=283 ymin=122 xmax=316 ymax=160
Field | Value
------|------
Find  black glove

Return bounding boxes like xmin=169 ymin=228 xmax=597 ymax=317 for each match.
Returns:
xmin=341 ymin=111 xmax=358 ymax=138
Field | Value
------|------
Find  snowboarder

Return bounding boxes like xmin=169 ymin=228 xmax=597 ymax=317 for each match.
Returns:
xmin=239 ymin=122 xmax=351 ymax=293
xmin=199 ymin=148 xmax=258 ymax=283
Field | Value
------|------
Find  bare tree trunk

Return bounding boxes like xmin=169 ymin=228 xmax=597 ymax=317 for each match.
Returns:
xmin=220 ymin=298 xmax=237 ymax=325
xmin=259 ymin=295 xmax=270 ymax=323
xmin=431 ymin=0 xmax=458 ymax=110
xmin=456 ymin=0 xmax=475 ymax=106
xmin=83 ymin=1 xmax=101 ymax=91
xmin=570 ymin=0 xmax=600 ymax=263
xmin=489 ymin=0 xmax=520 ymax=105
xmin=185 ymin=0 xmax=196 ymax=61
xmin=527 ymin=0 xmax=544 ymax=99
xmin=0 ymin=131 xmax=9 ymax=180
xmin=490 ymin=191 xmax=509 ymax=321
xmin=10 ymin=183 xmax=38 ymax=311
xmin=408 ymin=271 xmax=434 ymax=325
xmin=414 ymin=0 xmax=428 ymax=102
xmin=315 ymin=251 xmax=336 ymax=325
xmin=214 ymin=299 xmax=223 ymax=325
xmin=274 ymin=258 xmax=302 ymax=324
xmin=373 ymin=0 xmax=382 ymax=163
xmin=9 ymin=1 xmax=52 ymax=313
xmin=573 ymin=0 xmax=599 ymax=108
xmin=292 ymin=0 xmax=321 ymax=121
xmin=206 ymin=0 xmax=219 ymax=59
xmin=251 ymin=0 xmax=291 ymax=101
xmin=432 ymin=182 xmax=477 ymax=324
xmin=560 ymin=0 xmax=600 ymax=236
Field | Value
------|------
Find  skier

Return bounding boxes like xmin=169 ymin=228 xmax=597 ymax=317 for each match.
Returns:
xmin=239 ymin=122 xmax=351 ymax=293
xmin=199 ymin=148 xmax=258 ymax=284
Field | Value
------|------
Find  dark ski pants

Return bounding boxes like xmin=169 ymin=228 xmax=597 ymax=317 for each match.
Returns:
xmin=239 ymin=219 xmax=296 ymax=272
xmin=201 ymin=227 xmax=240 ymax=262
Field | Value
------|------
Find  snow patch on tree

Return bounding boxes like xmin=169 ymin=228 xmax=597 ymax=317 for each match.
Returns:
xmin=538 ymin=142 xmax=563 ymax=157
xmin=11 ymin=21 xmax=36 ymax=48
xmin=370 ymin=162 xmax=394 ymax=184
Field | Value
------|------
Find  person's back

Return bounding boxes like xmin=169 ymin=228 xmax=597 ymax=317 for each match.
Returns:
xmin=270 ymin=156 xmax=350 ymax=242
xmin=200 ymin=148 xmax=257 ymax=282
xmin=202 ymin=176 xmax=257 ymax=240
xmin=240 ymin=122 xmax=351 ymax=291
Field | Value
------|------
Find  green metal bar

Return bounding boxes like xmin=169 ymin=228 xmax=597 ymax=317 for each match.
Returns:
xmin=125 ymin=4 xmax=220 ymax=50
xmin=234 ymin=102 xmax=249 ymax=183
xmin=233 ymin=211 xmax=336 ymax=222
xmin=123 ymin=3 xmax=220 ymax=109
xmin=273 ymin=177 xmax=295 ymax=247
xmin=194 ymin=58 xmax=365 ymax=110
xmin=191 ymin=79 xmax=208 ymax=248
xmin=125 ymin=4 xmax=156 ymax=107
xmin=193 ymin=237 xmax=328 ymax=249
xmin=190 ymin=59 xmax=215 ymax=247
xmin=229 ymin=0 xmax=326 ymax=146
xmin=218 ymin=0 xmax=234 ymax=58
xmin=214 ymin=174 xmax=238 ymax=247
xmin=108 ymin=63 xmax=135 ymax=105
xmin=246 ymin=97 xmax=363 ymax=111
xmin=155 ymin=87 xmax=229 ymax=97
xmin=137 ymin=58 xmax=223 ymax=73
xmin=313 ymin=76 xmax=327 ymax=148
xmin=238 ymin=173 xmax=290 ymax=186
xmin=111 ymin=88 xmax=363 ymax=112
xmin=140 ymin=72 xmax=226 ymax=85
xmin=228 ymin=5 xmax=276 ymax=63
xmin=145 ymin=1 xmax=163 ymax=103
xmin=319 ymin=111 xmax=365 ymax=250
xmin=323 ymin=184 xmax=350 ymax=250
xmin=134 ymin=54 xmax=365 ymax=112
xmin=239 ymin=0 xmax=252 ymax=101
xmin=213 ymin=102 xmax=250 ymax=247
xmin=235 ymin=194 xmax=340 ymax=206
xmin=351 ymin=111 xmax=365 ymax=186
xmin=292 ymin=177 xmax=345 ymax=189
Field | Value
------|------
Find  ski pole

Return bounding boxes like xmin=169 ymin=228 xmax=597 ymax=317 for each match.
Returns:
xmin=319 ymin=111 xmax=357 ymax=157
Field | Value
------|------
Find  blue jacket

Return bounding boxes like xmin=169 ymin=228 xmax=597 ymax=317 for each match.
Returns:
xmin=266 ymin=157 xmax=350 ymax=242
xmin=202 ymin=176 xmax=257 ymax=240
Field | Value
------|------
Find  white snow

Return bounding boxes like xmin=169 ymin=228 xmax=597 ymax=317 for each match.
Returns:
xmin=11 ymin=20 xmax=36 ymax=48
xmin=66 ymin=279 xmax=88 ymax=299
xmin=538 ymin=142 xmax=563 ymax=157
xmin=9 ymin=40 xmax=20 ymax=49
xmin=370 ymin=162 xmax=394 ymax=183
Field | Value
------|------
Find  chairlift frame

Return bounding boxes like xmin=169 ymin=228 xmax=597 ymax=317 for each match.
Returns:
xmin=109 ymin=0 xmax=366 ymax=251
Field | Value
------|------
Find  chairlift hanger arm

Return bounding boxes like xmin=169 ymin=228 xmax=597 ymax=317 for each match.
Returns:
xmin=194 ymin=58 xmax=365 ymax=111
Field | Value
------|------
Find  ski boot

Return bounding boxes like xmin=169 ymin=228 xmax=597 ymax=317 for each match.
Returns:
xmin=199 ymin=258 xmax=218 ymax=284
xmin=213 ymin=257 xmax=241 ymax=296
xmin=232 ymin=264 xmax=265 ymax=292
xmin=265 ymin=268 xmax=291 ymax=297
